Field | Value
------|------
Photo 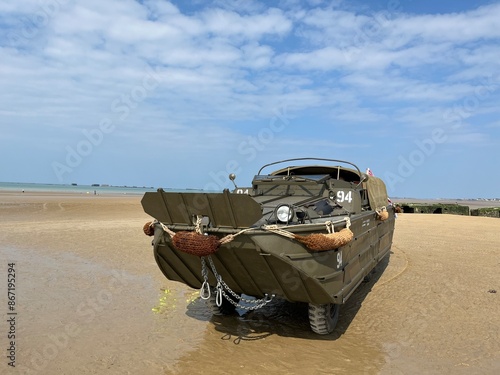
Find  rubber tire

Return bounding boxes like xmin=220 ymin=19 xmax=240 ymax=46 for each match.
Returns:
xmin=308 ymin=303 xmax=340 ymax=335
xmin=206 ymin=290 xmax=237 ymax=316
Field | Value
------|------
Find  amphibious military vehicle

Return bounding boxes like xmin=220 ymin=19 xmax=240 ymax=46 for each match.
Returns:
xmin=142 ymin=158 xmax=395 ymax=334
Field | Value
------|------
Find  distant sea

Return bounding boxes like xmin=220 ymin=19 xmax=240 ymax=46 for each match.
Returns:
xmin=0 ymin=181 xmax=158 ymax=195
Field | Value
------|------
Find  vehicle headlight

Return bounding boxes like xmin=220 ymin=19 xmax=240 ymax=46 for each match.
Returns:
xmin=276 ymin=204 xmax=293 ymax=223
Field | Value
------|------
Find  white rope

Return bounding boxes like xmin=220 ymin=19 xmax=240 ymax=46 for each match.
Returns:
xmin=261 ymin=225 xmax=295 ymax=239
xmin=345 ymin=217 xmax=351 ymax=228
xmin=325 ymin=221 xmax=334 ymax=234
xmin=219 ymin=227 xmax=254 ymax=245
xmin=194 ymin=215 xmax=203 ymax=234
xmin=262 ymin=216 xmax=352 ymax=239
xmin=156 ymin=220 xmax=176 ymax=237
xmin=154 ymin=216 xmax=352 ymax=243
xmin=153 ymin=218 xmax=254 ymax=244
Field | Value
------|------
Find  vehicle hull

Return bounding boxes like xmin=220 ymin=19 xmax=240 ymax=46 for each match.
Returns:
xmin=151 ymin=210 xmax=395 ymax=305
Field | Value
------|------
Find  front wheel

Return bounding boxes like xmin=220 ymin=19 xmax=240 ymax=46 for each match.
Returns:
xmin=308 ymin=303 xmax=340 ymax=334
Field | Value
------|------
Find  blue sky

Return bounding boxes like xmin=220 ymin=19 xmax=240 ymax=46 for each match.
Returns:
xmin=1 ymin=0 xmax=499 ymax=199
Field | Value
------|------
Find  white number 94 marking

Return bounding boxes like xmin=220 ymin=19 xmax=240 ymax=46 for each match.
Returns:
xmin=336 ymin=190 xmax=352 ymax=203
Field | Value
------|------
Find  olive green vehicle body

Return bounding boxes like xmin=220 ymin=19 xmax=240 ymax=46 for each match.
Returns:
xmin=142 ymin=158 xmax=395 ymax=306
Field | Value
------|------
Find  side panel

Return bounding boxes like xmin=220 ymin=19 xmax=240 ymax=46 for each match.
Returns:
xmin=154 ymin=240 xmax=337 ymax=304
xmin=335 ymin=211 xmax=395 ymax=303
xmin=151 ymin=211 xmax=395 ymax=305
xmin=142 ymin=190 xmax=262 ymax=228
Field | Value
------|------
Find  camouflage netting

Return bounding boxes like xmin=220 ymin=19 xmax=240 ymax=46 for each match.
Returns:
xmin=171 ymin=231 xmax=221 ymax=257
xmin=294 ymin=228 xmax=353 ymax=251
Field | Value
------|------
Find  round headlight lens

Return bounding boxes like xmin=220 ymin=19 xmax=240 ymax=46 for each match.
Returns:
xmin=276 ymin=205 xmax=293 ymax=223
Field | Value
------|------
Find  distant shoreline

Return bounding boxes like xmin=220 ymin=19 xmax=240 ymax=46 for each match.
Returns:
xmin=391 ymin=198 xmax=500 ymax=209
xmin=0 ymin=181 xmax=156 ymax=196
xmin=1 ymin=190 xmax=499 ymax=209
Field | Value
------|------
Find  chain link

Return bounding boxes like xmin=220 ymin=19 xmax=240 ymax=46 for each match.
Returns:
xmin=219 ymin=288 xmax=274 ymax=310
xmin=200 ymin=256 xmax=275 ymax=310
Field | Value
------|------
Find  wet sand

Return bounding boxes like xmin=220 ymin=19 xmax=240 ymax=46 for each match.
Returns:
xmin=1 ymin=193 xmax=499 ymax=374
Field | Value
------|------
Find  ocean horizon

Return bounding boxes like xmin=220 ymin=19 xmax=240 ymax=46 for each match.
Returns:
xmin=1 ymin=181 xmax=499 ymax=203
xmin=0 ymin=181 xmax=170 ymax=195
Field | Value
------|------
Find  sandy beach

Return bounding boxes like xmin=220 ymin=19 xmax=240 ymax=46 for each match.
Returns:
xmin=1 ymin=192 xmax=499 ymax=375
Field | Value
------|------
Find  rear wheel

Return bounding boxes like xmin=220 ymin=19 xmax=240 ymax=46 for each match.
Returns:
xmin=308 ymin=303 xmax=340 ymax=334
xmin=206 ymin=289 xmax=237 ymax=316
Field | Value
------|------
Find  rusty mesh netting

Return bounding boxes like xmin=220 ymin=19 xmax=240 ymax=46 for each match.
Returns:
xmin=294 ymin=227 xmax=353 ymax=251
xmin=144 ymin=218 xmax=245 ymax=257
xmin=143 ymin=221 xmax=155 ymax=236
xmin=171 ymin=231 xmax=221 ymax=257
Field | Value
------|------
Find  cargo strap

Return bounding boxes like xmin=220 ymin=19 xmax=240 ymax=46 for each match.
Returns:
xmin=200 ymin=255 xmax=275 ymax=311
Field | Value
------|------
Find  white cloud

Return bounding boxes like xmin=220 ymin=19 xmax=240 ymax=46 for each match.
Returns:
xmin=1 ymin=0 xmax=499 ymax=196
xmin=388 ymin=3 xmax=500 ymax=44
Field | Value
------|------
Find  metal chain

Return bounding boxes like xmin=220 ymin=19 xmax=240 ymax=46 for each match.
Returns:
xmin=207 ymin=256 xmax=269 ymax=304
xmin=199 ymin=255 xmax=275 ymax=310
xmin=219 ymin=288 xmax=274 ymax=310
